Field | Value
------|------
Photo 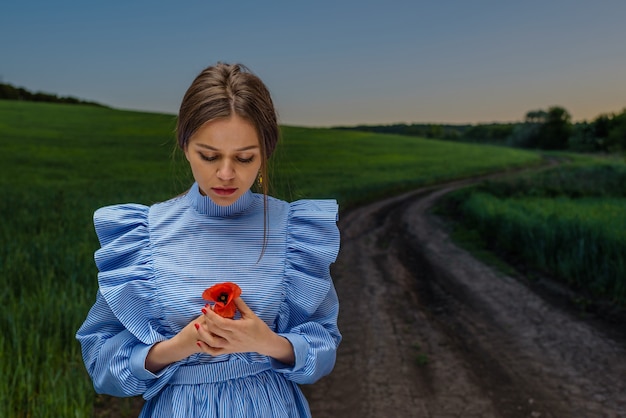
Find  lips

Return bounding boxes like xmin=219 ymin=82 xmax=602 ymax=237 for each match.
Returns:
xmin=212 ymin=187 xmax=237 ymax=196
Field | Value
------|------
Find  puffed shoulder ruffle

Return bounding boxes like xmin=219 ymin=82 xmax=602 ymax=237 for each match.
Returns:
xmin=281 ymin=199 xmax=340 ymax=324
xmin=93 ymin=204 xmax=167 ymax=345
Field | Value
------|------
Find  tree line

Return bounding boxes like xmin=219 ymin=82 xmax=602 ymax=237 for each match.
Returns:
xmin=336 ymin=106 xmax=626 ymax=154
xmin=0 ymin=82 xmax=106 ymax=107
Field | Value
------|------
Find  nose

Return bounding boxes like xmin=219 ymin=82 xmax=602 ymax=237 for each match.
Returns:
xmin=217 ymin=161 xmax=235 ymax=181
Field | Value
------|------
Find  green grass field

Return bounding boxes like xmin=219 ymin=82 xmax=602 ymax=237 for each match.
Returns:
xmin=0 ymin=100 xmax=543 ymax=417
xmin=437 ymin=160 xmax=626 ymax=307
xmin=273 ymin=126 xmax=544 ymax=207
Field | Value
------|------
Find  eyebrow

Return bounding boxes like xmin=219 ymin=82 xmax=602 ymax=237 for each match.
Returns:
xmin=195 ymin=144 xmax=259 ymax=152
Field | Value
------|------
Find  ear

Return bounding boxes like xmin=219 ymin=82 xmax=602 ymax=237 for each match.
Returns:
xmin=183 ymin=144 xmax=191 ymax=162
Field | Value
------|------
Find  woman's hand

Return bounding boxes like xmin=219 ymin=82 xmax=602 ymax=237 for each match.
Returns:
xmin=145 ymin=315 xmax=205 ymax=373
xmin=197 ymin=297 xmax=295 ymax=365
xmin=145 ymin=298 xmax=295 ymax=373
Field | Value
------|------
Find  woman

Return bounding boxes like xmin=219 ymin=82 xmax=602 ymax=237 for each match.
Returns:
xmin=76 ymin=63 xmax=341 ymax=417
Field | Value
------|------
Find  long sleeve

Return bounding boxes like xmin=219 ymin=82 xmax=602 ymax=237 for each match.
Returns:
xmin=76 ymin=292 xmax=178 ymax=398
xmin=273 ymin=199 xmax=342 ymax=384
xmin=76 ymin=204 xmax=178 ymax=399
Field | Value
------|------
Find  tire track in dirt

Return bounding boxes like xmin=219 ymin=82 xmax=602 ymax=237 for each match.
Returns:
xmin=303 ymin=176 xmax=626 ymax=418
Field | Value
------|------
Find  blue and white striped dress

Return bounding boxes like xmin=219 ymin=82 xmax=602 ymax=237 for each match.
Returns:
xmin=76 ymin=182 xmax=341 ymax=417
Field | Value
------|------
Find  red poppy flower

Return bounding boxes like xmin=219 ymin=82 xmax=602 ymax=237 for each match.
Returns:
xmin=202 ymin=282 xmax=242 ymax=319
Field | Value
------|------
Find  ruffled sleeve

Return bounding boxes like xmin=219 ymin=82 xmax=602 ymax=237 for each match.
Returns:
xmin=275 ymin=199 xmax=342 ymax=384
xmin=76 ymin=204 xmax=179 ymax=399
xmin=93 ymin=204 xmax=168 ymax=345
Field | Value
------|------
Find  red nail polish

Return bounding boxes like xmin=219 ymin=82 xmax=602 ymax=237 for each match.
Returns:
xmin=196 ymin=342 xmax=202 ymax=348
xmin=201 ymin=308 xmax=207 ymax=315
xmin=194 ymin=323 xmax=199 ymax=330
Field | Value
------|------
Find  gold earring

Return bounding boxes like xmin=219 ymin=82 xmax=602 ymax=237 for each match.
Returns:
xmin=257 ymin=174 xmax=263 ymax=187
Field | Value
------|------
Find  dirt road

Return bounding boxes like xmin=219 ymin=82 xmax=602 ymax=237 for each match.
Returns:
xmin=303 ymin=178 xmax=626 ymax=418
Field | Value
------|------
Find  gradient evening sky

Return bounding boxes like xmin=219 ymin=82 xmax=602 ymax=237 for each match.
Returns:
xmin=2 ymin=0 xmax=625 ymax=127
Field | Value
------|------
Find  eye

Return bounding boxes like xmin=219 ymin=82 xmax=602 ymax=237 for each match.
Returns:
xmin=237 ymin=156 xmax=255 ymax=164
xmin=199 ymin=153 xmax=218 ymax=162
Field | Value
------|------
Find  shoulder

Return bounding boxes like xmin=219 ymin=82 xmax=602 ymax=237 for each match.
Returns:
xmin=285 ymin=198 xmax=340 ymax=264
xmin=288 ymin=199 xmax=339 ymax=221
xmin=92 ymin=194 xmax=188 ymax=254
xmin=288 ymin=199 xmax=339 ymax=237
xmin=93 ymin=203 xmax=150 ymax=247
xmin=262 ymin=195 xmax=339 ymax=221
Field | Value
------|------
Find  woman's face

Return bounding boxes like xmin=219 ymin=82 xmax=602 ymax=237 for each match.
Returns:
xmin=184 ymin=114 xmax=262 ymax=206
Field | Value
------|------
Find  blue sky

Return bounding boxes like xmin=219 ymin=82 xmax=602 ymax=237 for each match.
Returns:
xmin=2 ymin=0 xmax=625 ymax=126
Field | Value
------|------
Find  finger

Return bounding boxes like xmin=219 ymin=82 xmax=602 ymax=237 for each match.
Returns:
xmin=202 ymin=306 xmax=230 ymax=329
xmin=233 ymin=297 xmax=254 ymax=317
xmin=191 ymin=315 xmax=206 ymax=337
xmin=201 ymin=305 xmax=213 ymax=317
xmin=203 ymin=304 xmax=230 ymax=321
xmin=201 ymin=306 xmax=224 ymax=328
xmin=196 ymin=322 xmax=228 ymax=347
xmin=204 ymin=317 xmax=238 ymax=342
xmin=196 ymin=340 xmax=209 ymax=352
xmin=199 ymin=342 xmax=232 ymax=357
xmin=195 ymin=314 xmax=221 ymax=338
xmin=196 ymin=340 xmax=226 ymax=355
xmin=194 ymin=320 xmax=210 ymax=341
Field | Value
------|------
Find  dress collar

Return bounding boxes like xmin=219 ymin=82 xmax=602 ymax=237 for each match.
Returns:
xmin=186 ymin=182 xmax=254 ymax=217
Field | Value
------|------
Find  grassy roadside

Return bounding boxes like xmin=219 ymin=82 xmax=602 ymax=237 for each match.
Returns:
xmin=434 ymin=154 xmax=626 ymax=313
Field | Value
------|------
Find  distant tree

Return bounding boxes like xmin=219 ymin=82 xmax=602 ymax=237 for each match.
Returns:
xmin=538 ymin=106 xmax=572 ymax=150
xmin=32 ymin=92 xmax=59 ymax=102
xmin=569 ymin=122 xmax=600 ymax=152
xmin=605 ymin=109 xmax=626 ymax=153
xmin=427 ymin=124 xmax=444 ymax=139
xmin=445 ymin=129 xmax=461 ymax=140
xmin=510 ymin=106 xmax=571 ymax=150
xmin=593 ymin=114 xmax=611 ymax=139
xmin=0 ymin=82 xmax=106 ymax=107
xmin=525 ymin=109 xmax=548 ymax=123
xmin=463 ymin=123 xmax=514 ymax=143
xmin=0 ymin=83 xmax=19 ymax=99
xmin=507 ymin=122 xmax=541 ymax=148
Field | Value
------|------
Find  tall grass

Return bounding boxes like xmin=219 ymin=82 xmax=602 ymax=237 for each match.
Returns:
xmin=440 ymin=160 xmax=626 ymax=306
xmin=0 ymin=100 xmax=541 ymax=417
